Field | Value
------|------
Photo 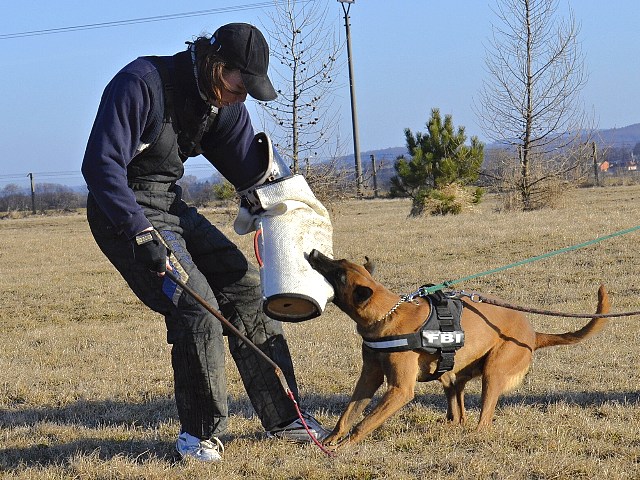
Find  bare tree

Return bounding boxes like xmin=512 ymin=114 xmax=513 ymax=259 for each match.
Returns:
xmin=476 ymin=0 xmax=592 ymax=210
xmin=259 ymin=0 xmax=344 ymax=174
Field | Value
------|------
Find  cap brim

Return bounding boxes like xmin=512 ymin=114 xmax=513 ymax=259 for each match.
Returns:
xmin=242 ymin=72 xmax=277 ymax=101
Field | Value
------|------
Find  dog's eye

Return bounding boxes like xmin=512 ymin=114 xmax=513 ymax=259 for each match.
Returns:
xmin=353 ymin=285 xmax=373 ymax=305
xmin=338 ymin=272 xmax=347 ymax=285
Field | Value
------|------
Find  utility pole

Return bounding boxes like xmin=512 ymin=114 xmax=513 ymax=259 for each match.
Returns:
xmin=338 ymin=0 xmax=363 ymax=197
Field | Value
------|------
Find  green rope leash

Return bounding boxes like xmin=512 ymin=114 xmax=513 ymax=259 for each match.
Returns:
xmin=422 ymin=224 xmax=640 ymax=295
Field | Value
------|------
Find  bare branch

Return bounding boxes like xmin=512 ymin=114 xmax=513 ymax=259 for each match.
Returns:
xmin=475 ymin=0 xmax=593 ymax=210
xmin=258 ymin=0 xmax=345 ymax=173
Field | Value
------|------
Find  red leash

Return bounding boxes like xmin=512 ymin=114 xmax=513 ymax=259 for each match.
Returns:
xmin=164 ymin=270 xmax=333 ymax=456
xmin=285 ymin=389 xmax=335 ymax=457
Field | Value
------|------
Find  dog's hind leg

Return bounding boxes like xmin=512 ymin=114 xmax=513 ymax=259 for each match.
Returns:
xmin=440 ymin=372 xmax=472 ymax=425
xmin=477 ymin=345 xmax=532 ymax=429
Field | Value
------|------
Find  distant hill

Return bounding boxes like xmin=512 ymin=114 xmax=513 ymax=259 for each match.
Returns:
xmin=591 ymin=123 xmax=640 ymax=148
xmin=332 ymin=146 xmax=407 ymax=187
xmin=483 ymin=123 xmax=640 ymax=151
xmin=334 ymin=146 xmax=407 ymax=168
xmin=335 ymin=124 xmax=640 ymax=171
xmin=329 ymin=123 xmax=640 ymax=191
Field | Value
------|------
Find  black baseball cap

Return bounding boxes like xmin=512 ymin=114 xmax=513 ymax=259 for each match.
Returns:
xmin=210 ymin=23 xmax=277 ymax=101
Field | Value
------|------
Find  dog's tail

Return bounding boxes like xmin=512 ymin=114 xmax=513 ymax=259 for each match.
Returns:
xmin=534 ymin=284 xmax=610 ymax=350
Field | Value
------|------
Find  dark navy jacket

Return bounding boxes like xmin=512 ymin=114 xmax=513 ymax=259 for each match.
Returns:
xmin=81 ymin=49 xmax=262 ymax=239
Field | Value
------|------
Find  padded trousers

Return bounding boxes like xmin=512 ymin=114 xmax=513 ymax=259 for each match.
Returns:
xmin=87 ymin=191 xmax=300 ymax=439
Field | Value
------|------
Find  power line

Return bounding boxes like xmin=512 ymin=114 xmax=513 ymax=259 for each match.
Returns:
xmin=0 ymin=173 xmax=30 ymax=180
xmin=0 ymin=2 xmax=289 ymax=39
xmin=0 ymin=163 xmax=216 ymax=185
xmin=0 ymin=171 xmax=81 ymax=180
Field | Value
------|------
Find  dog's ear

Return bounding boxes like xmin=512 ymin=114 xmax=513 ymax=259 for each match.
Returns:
xmin=353 ymin=285 xmax=374 ymax=305
xmin=363 ymin=256 xmax=376 ymax=275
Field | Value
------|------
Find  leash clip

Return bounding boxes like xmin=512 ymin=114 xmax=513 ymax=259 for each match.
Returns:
xmin=403 ymin=292 xmax=421 ymax=304
xmin=453 ymin=290 xmax=483 ymax=303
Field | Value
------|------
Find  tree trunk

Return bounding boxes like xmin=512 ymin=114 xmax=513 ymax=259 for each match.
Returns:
xmin=521 ymin=0 xmax=533 ymax=210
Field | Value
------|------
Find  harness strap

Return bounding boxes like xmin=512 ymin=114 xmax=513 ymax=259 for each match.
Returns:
xmin=436 ymin=305 xmax=454 ymax=331
xmin=363 ymin=298 xmax=433 ymax=353
xmin=362 ymin=293 xmax=465 ymax=365
xmin=434 ymin=294 xmax=456 ymax=372
xmin=362 ymin=334 xmax=423 ymax=352
xmin=436 ymin=351 xmax=456 ymax=374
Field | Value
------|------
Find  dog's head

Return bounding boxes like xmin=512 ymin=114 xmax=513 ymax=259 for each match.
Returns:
xmin=307 ymin=249 xmax=398 ymax=328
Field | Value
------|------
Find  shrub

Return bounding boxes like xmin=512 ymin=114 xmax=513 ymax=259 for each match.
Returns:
xmin=212 ymin=180 xmax=237 ymax=201
xmin=410 ymin=183 xmax=482 ymax=216
xmin=498 ymin=178 xmax=569 ymax=212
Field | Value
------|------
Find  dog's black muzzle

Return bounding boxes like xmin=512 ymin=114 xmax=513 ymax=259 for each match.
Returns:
xmin=307 ymin=249 xmax=336 ymax=280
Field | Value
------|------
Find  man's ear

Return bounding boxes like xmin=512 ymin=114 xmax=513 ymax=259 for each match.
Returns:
xmin=363 ymin=256 xmax=376 ymax=275
xmin=353 ymin=285 xmax=374 ymax=305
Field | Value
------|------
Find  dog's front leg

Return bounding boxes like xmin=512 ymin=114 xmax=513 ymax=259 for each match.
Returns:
xmin=324 ymin=352 xmax=384 ymax=448
xmin=341 ymin=352 xmax=419 ymax=446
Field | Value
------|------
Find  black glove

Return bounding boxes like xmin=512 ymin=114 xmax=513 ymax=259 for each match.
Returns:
xmin=132 ymin=230 xmax=167 ymax=273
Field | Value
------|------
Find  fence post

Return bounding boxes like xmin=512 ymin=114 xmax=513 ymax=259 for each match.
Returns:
xmin=28 ymin=172 xmax=36 ymax=214
xmin=370 ymin=154 xmax=379 ymax=198
xmin=592 ymin=142 xmax=599 ymax=187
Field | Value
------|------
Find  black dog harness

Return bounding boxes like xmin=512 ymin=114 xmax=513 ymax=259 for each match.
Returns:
xmin=362 ymin=290 xmax=465 ymax=380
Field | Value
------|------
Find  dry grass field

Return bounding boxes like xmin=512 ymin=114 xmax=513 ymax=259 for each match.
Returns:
xmin=1 ymin=185 xmax=639 ymax=479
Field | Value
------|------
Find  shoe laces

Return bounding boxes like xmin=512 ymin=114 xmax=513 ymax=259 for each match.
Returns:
xmin=200 ymin=436 xmax=224 ymax=454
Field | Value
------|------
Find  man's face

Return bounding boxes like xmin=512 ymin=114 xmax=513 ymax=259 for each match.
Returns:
xmin=214 ymin=69 xmax=248 ymax=108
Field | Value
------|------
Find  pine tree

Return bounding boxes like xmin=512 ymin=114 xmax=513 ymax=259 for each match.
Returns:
xmin=391 ymin=108 xmax=484 ymax=199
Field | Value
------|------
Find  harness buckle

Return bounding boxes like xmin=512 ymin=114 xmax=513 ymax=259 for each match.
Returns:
xmin=437 ymin=351 xmax=456 ymax=373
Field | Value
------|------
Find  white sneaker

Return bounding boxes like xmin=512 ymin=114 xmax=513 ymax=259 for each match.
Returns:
xmin=176 ymin=431 xmax=224 ymax=462
xmin=266 ymin=412 xmax=330 ymax=443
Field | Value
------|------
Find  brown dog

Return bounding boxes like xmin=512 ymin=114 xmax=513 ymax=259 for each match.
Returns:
xmin=307 ymin=249 xmax=609 ymax=449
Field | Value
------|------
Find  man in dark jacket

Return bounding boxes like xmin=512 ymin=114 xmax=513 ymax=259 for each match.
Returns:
xmin=81 ymin=23 xmax=327 ymax=462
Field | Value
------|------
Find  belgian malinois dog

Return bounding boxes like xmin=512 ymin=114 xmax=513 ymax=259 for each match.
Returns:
xmin=307 ymin=249 xmax=609 ymax=449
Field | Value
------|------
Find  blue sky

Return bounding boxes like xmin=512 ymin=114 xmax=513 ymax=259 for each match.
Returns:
xmin=1 ymin=0 xmax=638 ymax=188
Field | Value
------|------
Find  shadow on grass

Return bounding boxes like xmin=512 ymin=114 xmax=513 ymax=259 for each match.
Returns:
xmin=0 ymin=392 xmax=346 ymax=470
xmin=408 ymin=389 xmax=640 ymax=411
xmin=0 ymin=436 xmax=181 ymax=470
xmin=494 ymin=389 xmax=640 ymax=410
xmin=2 ymin=389 xmax=638 ymax=470
xmin=0 ymin=396 xmax=257 ymax=469
xmin=306 ymin=389 xmax=640 ymax=410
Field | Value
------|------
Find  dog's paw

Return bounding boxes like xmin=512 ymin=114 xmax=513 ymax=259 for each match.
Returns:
xmin=322 ymin=432 xmax=346 ymax=448
xmin=323 ymin=433 xmax=353 ymax=451
xmin=322 ymin=435 xmax=339 ymax=447
xmin=323 ymin=442 xmax=339 ymax=453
